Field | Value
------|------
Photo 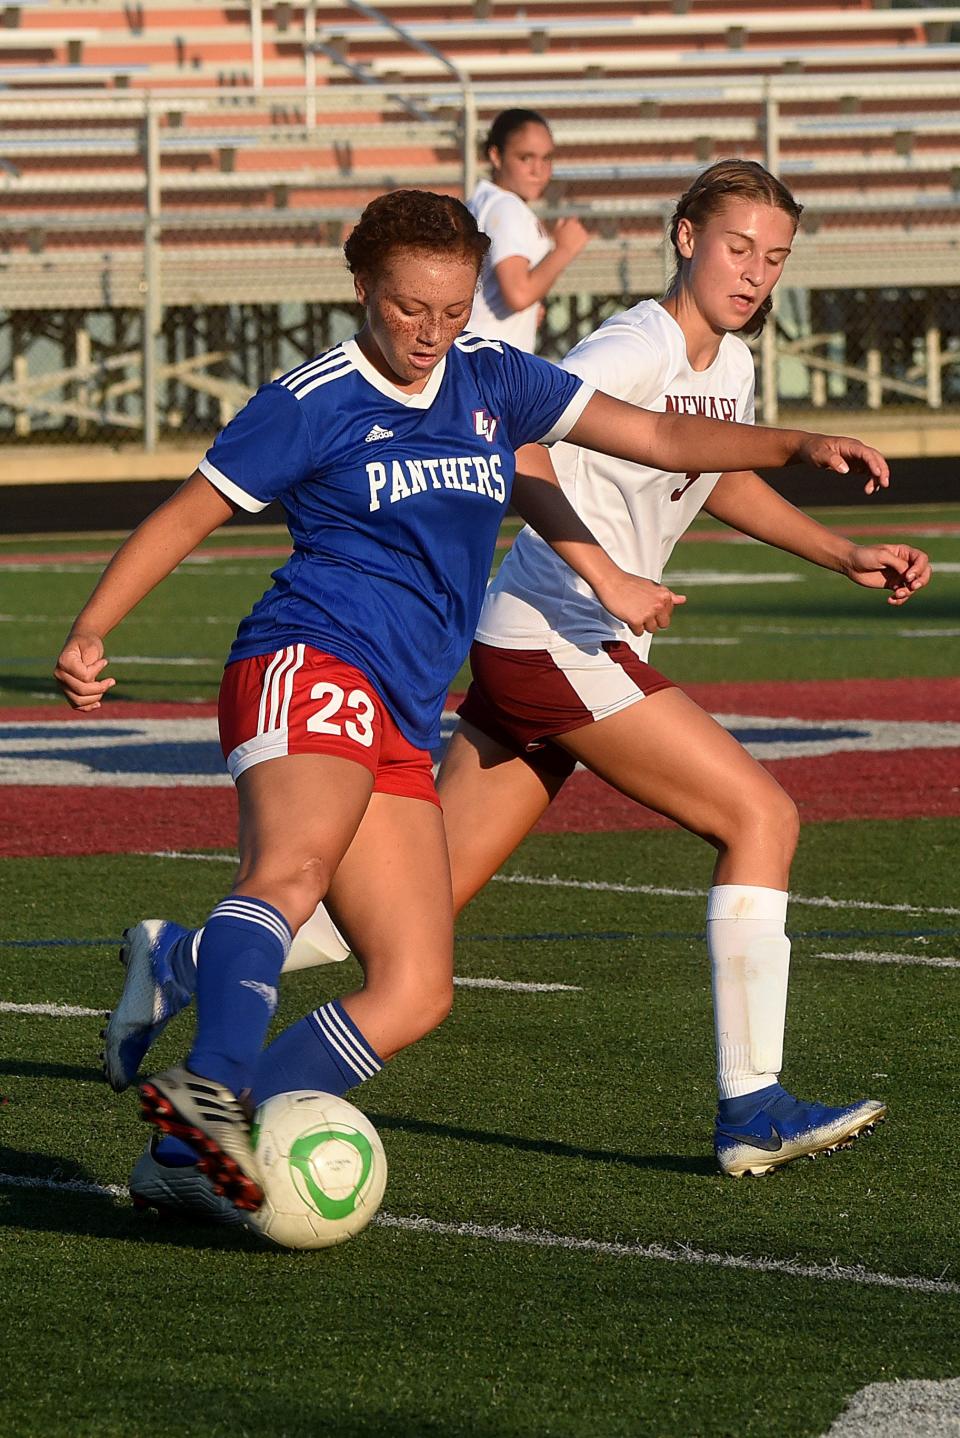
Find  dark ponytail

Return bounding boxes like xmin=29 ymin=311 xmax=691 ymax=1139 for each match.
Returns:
xmin=483 ymin=108 xmax=551 ymax=160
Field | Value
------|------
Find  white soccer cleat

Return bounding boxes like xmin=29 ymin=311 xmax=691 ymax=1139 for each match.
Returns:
xmin=139 ymin=1064 xmax=264 ymax=1211
xmin=129 ymin=1137 xmax=243 ymax=1224
xmin=101 ymin=919 xmax=194 ymax=1092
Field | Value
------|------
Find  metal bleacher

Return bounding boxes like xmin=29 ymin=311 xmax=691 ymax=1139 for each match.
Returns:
xmin=1 ymin=1 xmax=960 ymax=449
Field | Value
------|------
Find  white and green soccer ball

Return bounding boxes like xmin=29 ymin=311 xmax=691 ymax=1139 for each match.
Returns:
xmin=247 ymin=1090 xmax=387 ymax=1250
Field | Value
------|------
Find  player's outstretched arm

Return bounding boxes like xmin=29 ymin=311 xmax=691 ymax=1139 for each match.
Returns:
xmin=566 ymin=391 xmax=889 ymax=494
xmin=703 ymin=469 xmax=931 ymax=605
xmin=512 ymin=445 xmax=685 ymax=635
xmin=54 ymin=471 xmax=235 ymax=710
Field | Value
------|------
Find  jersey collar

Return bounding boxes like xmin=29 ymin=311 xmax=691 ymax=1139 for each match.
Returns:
xmin=344 ymin=337 xmax=446 ymax=409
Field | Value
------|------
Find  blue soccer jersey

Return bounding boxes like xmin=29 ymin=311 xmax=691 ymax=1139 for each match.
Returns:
xmin=199 ymin=333 xmax=592 ymax=749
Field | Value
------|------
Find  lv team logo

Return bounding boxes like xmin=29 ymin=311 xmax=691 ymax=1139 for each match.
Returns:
xmin=472 ymin=409 xmax=499 ymax=443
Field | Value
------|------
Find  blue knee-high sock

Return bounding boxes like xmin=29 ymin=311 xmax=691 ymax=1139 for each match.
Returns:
xmin=151 ymin=925 xmax=212 ymax=1167
xmin=252 ymin=1000 xmax=383 ymax=1105
xmin=167 ymin=924 xmax=201 ymax=996
xmin=155 ymin=999 xmax=381 ymax=1169
xmin=187 ymin=896 xmax=292 ymax=1095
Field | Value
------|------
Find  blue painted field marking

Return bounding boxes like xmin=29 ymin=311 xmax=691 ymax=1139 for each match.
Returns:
xmin=0 ymin=726 xmax=144 ymax=740
xmin=0 ymin=938 xmax=115 ymax=948
xmin=6 ymin=709 xmax=959 ymax=783
xmin=727 ymin=724 xmax=867 ymax=745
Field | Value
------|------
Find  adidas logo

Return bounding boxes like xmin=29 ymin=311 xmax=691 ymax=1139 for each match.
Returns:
xmin=239 ymin=979 xmax=278 ymax=1014
xmin=364 ymin=424 xmax=394 ymax=443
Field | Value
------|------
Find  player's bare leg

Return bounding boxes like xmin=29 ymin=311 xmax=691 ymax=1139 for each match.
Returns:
xmin=553 ymin=686 xmax=797 ymax=887
xmin=232 ymin=753 xmax=374 ymax=927
xmin=554 ymin=688 xmax=885 ymax=1176
xmin=140 ymin=753 xmax=375 ymax=1208
xmin=282 ymin=718 xmax=561 ymax=969
xmin=439 ymin=720 xmax=567 ymax=910
xmin=248 ymin=791 xmax=459 ymax=1107
xmin=323 ymin=791 xmax=456 ymax=1058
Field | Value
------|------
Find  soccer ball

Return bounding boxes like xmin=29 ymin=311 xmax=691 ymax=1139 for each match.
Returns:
xmin=247 ymin=1090 xmax=387 ymax=1250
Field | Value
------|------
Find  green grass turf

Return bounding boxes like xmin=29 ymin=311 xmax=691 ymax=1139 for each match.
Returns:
xmin=1 ymin=504 xmax=958 ymax=702
xmin=1 ymin=819 xmax=959 ymax=1437
xmin=1 ymin=503 xmax=958 ymax=1435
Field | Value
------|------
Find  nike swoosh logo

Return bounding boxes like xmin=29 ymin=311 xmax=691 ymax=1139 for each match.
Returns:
xmin=716 ymin=1121 xmax=783 ymax=1153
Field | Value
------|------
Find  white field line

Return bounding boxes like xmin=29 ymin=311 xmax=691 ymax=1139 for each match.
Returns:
xmin=649 ymin=636 xmax=741 ymax=646
xmin=108 ymin=655 xmax=215 ymax=666
xmin=816 ymin=951 xmax=960 ymax=969
xmin=662 ymin=571 xmax=804 ymax=586
xmin=375 ymin=1215 xmax=960 ymax=1298
xmin=145 ymin=853 xmax=960 ymax=919
xmin=1 ymin=1170 xmax=954 ymax=1297
xmin=0 ymin=563 xmax=264 ymax=576
xmin=739 ymin=624 xmax=960 ymax=640
xmin=895 ymin=629 xmax=960 ymax=639
xmin=0 ymin=615 xmax=233 ymax=626
xmin=490 ymin=872 xmax=960 ymax=919
xmin=0 ymin=987 xmax=576 ymax=1017
xmin=0 ymin=1000 xmax=106 ymax=1017
xmin=453 ymin=977 xmax=582 ymax=992
xmin=824 ymin=1378 xmax=960 ymax=1438
xmin=0 ymin=1173 xmax=128 ymax=1200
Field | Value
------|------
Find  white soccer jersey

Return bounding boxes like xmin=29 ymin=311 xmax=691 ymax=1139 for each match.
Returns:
xmin=475 ymin=298 xmax=756 ymax=660
xmin=467 ymin=179 xmax=552 ymax=353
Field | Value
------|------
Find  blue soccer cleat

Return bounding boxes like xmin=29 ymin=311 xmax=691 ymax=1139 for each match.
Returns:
xmin=129 ymin=1136 xmax=242 ymax=1224
xmin=100 ymin=919 xmax=194 ymax=1093
xmin=714 ymin=1083 xmax=886 ymax=1178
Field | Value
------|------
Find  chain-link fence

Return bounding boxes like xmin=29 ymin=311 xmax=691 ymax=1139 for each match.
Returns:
xmin=2 ymin=74 xmax=960 ymax=448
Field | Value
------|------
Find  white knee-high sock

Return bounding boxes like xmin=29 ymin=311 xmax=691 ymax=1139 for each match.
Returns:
xmin=708 ymin=884 xmax=790 ymax=1101
xmin=282 ymin=903 xmax=352 ymax=972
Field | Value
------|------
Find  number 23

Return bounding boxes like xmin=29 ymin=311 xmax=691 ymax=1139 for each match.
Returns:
xmin=307 ymin=682 xmax=376 ymax=748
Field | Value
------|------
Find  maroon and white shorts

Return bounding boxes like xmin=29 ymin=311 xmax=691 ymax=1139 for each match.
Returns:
xmin=458 ymin=638 xmax=675 ymax=778
xmin=219 ymin=644 xmax=440 ymax=806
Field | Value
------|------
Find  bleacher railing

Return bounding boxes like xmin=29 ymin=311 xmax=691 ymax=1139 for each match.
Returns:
xmin=2 ymin=77 xmax=960 ymax=449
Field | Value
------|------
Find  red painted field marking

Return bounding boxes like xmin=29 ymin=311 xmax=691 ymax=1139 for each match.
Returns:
xmin=3 ymin=679 xmax=959 ymax=856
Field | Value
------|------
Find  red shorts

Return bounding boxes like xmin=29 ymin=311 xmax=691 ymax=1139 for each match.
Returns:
xmin=219 ymin=645 xmax=440 ymax=806
xmin=458 ymin=638 xmax=675 ymax=779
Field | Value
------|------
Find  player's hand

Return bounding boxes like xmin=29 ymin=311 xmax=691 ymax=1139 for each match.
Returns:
xmin=797 ymin=434 xmax=889 ymax=494
xmin=594 ymin=572 xmax=686 ymax=635
xmin=553 ymin=216 xmax=590 ymax=259
xmin=841 ymin=543 xmax=932 ymax=606
xmin=54 ymin=631 xmax=116 ymax=710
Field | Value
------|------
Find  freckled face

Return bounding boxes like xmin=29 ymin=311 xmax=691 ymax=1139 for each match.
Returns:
xmin=355 ymin=249 xmax=480 ymax=390
xmin=677 ymin=199 xmax=796 ymax=333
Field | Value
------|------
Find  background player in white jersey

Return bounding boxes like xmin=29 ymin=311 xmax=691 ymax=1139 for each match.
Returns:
xmin=467 ymin=108 xmax=590 ymax=352
xmin=63 ymin=187 xmax=893 ymax=1219
xmin=450 ymin=160 xmax=931 ymax=1176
